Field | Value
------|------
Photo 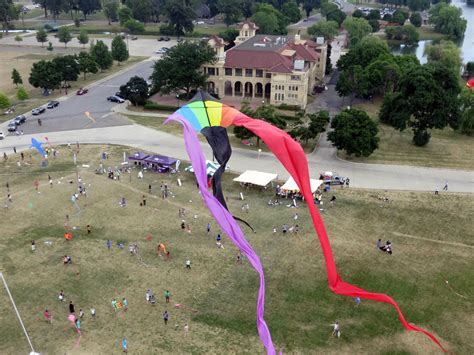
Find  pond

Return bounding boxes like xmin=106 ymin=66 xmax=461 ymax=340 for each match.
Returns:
xmin=390 ymin=0 xmax=474 ymax=64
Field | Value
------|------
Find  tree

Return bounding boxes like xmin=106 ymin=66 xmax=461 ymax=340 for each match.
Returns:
xmin=29 ymin=60 xmax=62 ymax=94
xmin=379 ymin=63 xmax=461 ymax=146
xmin=459 ymin=88 xmax=474 ymax=135
xmin=124 ymin=19 xmax=145 ymax=34
xmin=90 ymin=40 xmax=113 ymax=71
xmin=409 ymin=12 xmax=422 ymax=27
xmin=337 ymin=36 xmax=389 ymax=71
xmin=77 ymin=51 xmax=98 ymax=79
xmin=366 ymin=9 xmax=380 ymax=21
xmin=308 ymin=20 xmax=338 ymax=41
xmin=0 ymin=0 xmax=19 ymax=34
xmin=118 ymin=5 xmax=133 ymax=26
xmin=407 ymin=0 xmax=430 ymax=11
xmin=251 ymin=3 xmax=287 ymax=35
xmin=218 ymin=28 xmax=239 ymax=42
xmin=403 ymin=24 xmax=420 ymax=45
xmin=342 ymin=17 xmax=372 ymax=47
xmin=77 ymin=29 xmax=89 ymax=48
xmin=281 ymin=0 xmax=301 ymax=24
xmin=368 ymin=19 xmax=380 ymax=33
xmin=336 ymin=64 xmax=366 ymax=105
xmin=77 ymin=0 xmax=102 ymax=20
xmin=364 ymin=57 xmax=401 ymax=96
xmin=465 ymin=62 xmax=474 ymax=76
xmin=151 ymin=41 xmax=216 ymax=97
xmin=328 ymin=108 xmax=379 ymax=157
xmin=326 ymin=8 xmax=346 ymax=27
xmin=0 ymin=92 xmax=10 ymax=109
xmin=36 ymin=28 xmax=48 ymax=47
xmin=58 ymin=26 xmax=72 ymax=47
xmin=308 ymin=110 xmax=330 ymax=135
xmin=126 ymin=0 xmax=152 ymax=23
xmin=164 ymin=0 xmax=195 ymax=36
xmin=52 ymin=55 xmax=80 ymax=86
xmin=392 ymin=10 xmax=407 ymax=26
xmin=111 ymin=35 xmax=129 ymax=64
xmin=14 ymin=34 xmax=22 ymax=42
xmin=119 ymin=76 xmax=149 ymax=105
xmin=217 ymin=0 xmax=241 ymax=26
xmin=16 ymin=86 xmax=28 ymax=100
xmin=424 ymin=40 xmax=461 ymax=75
xmin=253 ymin=104 xmax=286 ymax=146
xmin=429 ymin=3 xmax=467 ymax=40
xmin=11 ymin=68 xmax=22 ymax=87
xmin=102 ymin=0 xmax=119 ymax=25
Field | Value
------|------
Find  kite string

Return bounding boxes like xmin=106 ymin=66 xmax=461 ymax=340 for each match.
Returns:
xmin=232 ymin=116 xmax=448 ymax=353
xmin=165 ymin=115 xmax=277 ymax=355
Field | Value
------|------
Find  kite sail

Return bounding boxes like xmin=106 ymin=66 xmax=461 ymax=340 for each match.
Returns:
xmin=165 ymin=91 xmax=447 ymax=354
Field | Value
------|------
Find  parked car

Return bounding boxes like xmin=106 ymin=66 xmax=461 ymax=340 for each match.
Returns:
xmin=76 ymin=88 xmax=88 ymax=95
xmin=4 ymin=106 xmax=15 ymax=115
xmin=164 ymin=36 xmax=170 ymax=41
xmin=320 ymin=172 xmax=346 ymax=186
xmin=0 ymin=131 xmax=4 ymax=140
xmin=115 ymin=92 xmax=125 ymax=99
xmin=130 ymin=36 xmax=138 ymax=40
xmin=177 ymin=38 xmax=184 ymax=43
xmin=47 ymin=100 xmax=59 ymax=109
xmin=13 ymin=115 xmax=26 ymax=125
xmin=107 ymin=95 xmax=125 ymax=103
xmin=32 ymin=106 xmax=46 ymax=115
xmin=7 ymin=121 xmax=17 ymax=132
xmin=158 ymin=37 xmax=164 ymax=41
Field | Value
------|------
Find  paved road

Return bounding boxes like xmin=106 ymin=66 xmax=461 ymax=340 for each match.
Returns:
xmin=0 ymin=58 xmax=157 ymax=135
xmin=288 ymin=13 xmax=322 ymax=30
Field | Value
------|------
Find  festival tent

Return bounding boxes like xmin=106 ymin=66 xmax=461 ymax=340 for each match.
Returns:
xmin=185 ymin=160 xmax=221 ymax=176
xmin=128 ymin=152 xmax=149 ymax=166
xmin=281 ymin=177 xmax=323 ymax=193
xmin=143 ymin=154 xmax=178 ymax=172
xmin=233 ymin=170 xmax=277 ymax=187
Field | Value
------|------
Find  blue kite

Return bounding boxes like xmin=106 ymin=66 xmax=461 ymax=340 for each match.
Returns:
xmin=31 ymin=138 xmax=46 ymax=157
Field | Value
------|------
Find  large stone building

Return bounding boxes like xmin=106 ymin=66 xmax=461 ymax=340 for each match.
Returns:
xmin=203 ymin=21 xmax=327 ymax=109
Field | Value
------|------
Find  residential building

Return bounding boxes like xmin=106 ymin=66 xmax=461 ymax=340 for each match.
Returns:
xmin=203 ymin=21 xmax=327 ymax=109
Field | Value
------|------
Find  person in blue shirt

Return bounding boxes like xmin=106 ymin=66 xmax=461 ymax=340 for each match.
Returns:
xmin=122 ymin=338 xmax=128 ymax=353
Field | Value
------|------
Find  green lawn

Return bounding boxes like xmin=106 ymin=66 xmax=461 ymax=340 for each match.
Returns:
xmin=0 ymin=144 xmax=472 ymax=354
xmin=350 ymin=100 xmax=474 ymax=170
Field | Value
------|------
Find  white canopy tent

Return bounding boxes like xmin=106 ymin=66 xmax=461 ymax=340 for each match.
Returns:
xmin=233 ymin=170 xmax=278 ymax=187
xmin=280 ymin=177 xmax=323 ymax=193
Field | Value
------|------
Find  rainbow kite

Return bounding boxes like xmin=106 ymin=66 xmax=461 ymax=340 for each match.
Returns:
xmin=165 ymin=91 xmax=446 ymax=354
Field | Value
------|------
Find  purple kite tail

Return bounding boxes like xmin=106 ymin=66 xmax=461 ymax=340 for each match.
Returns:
xmin=165 ymin=114 xmax=277 ymax=355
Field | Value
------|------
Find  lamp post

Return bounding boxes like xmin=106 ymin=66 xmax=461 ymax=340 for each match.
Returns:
xmin=258 ymin=149 xmax=262 ymax=159
xmin=176 ymin=94 xmax=180 ymax=108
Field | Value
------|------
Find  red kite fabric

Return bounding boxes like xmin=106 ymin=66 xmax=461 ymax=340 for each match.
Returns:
xmin=232 ymin=115 xmax=447 ymax=353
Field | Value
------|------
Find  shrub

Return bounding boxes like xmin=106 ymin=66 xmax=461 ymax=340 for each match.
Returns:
xmin=143 ymin=101 xmax=177 ymax=111
xmin=16 ymin=87 xmax=29 ymax=100
xmin=74 ymin=18 xmax=80 ymax=27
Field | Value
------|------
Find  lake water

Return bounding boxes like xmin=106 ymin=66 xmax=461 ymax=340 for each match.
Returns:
xmin=390 ymin=0 xmax=474 ymax=63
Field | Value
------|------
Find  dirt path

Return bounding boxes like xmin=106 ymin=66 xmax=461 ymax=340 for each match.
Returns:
xmin=392 ymin=231 xmax=474 ymax=249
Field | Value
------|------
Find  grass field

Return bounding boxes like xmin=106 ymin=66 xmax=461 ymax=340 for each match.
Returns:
xmin=0 ymin=144 xmax=473 ymax=354
xmin=351 ymin=100 xmax=474 ymax=170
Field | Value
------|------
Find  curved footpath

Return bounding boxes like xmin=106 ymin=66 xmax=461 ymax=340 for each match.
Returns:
xmin=0 ymin=124 xmax=473 ymax=193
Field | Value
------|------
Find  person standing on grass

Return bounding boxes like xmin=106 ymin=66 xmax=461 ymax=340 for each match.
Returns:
xmin=331 ymin=322 xmax=341 ymax=338
xmin=163 ymin=310 xmax=169 ymax=325
xmin=106 ymin=239 xmax=111 ymax=251
xmin=184 ymin=323 xmax=189 ymax=337
xmin=186 ymin=259 xmax=191 ymax=270
xmin=31 ymin=240 xmax=36 ymax=252
xmin=443 ymin=181 xmax=448 ymax=191
xmin=354 ymin=297 xmax=361 ymax=307
xmin=79 ymin=309 xmax=84 ymax=318
xmin=207 ymin=223 xmax=211 ymax=234
xmin=58 ymin=290 xmax=65 ymax=302
xmin=44 ymin=309 xmax=52 ymax=323
xmin=69 ymin=301 xmax=75 ymax=314
xmin=142 ymin=194 xmax=147 ymax=206
xmin=75 ymin=318 xmax=81 ymax=334
xmin=216 ymin=232 xmax=221 ymax=242
xmin=435 ymin=186 xmax=439 ymax=195
xmin=122 ymin=338 xmax=128 ymax=353
xmin=87 ymin=225 xmax=91 ymax=234
xmin=165 ymin=290 xmax=171 ymax=303
xmin=148 ymin=184 xmax=152 ymax=194
xmin=122 ymin=297 xmax=128 ymax=311
xmin=34 ymin=180 xmax=39 ymax=191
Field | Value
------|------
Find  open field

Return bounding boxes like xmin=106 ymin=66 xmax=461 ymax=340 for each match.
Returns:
xmin=351 ymin=100 xmax=474 ymax=170
xmin=0 ymin=144 xmax=473 ymax=354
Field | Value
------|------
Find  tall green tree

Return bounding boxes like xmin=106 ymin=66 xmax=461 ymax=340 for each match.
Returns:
xmin=424 ymin=40 xmax=462 ymax=75
xmin=0 ymin=0 xmax=20 ymax=32
xmin=217 ymin=0 xmax=241 ymax=26
xmin=326 ymin=8 xmax=346 ymax=27
xmin=251 ymin=3 xmax=287 ymax=35
xmin=429 ymin=2 xmax=467 ymax=40
xmin=151 ymin=41 xmax=216 ymax=96
xmin=119 ymin=75 xmax=149 ymax=105
xmin=253 ymin=104 xmax=286 ymax=146
xmin=36 ymin=28 xmax=48 ymax=47
xmin=102 ymin=0 xmax=119 ymax=25
xmin=11 ymin=68 xmax=22 ymax=87
xmin=290 ymin=110 xmax=330 ymax=145
xmin=52 ymin=55 xmax=81 ymax=86
xmin=118 ymin=5 xmax=133 ymax=25
xmin=407 ymin=0 xmax=430 ymax=11
xmin=409 ymin=12 xmax=422 ymax=27
xmin=126 ymin=0 xmax=152 ymax=23
xmin=308 ymin=20 xmax=338 ymax=41
xmin=58 ymin=26 xmax=72 ymax=47
xmin=0 ymin=92 xmax=11 ymax=109
xmin=336 ymin=64 xmax=366 ymax=105
xmin=164 ymin=0 xmax=195 ymax=36
xmin=328 ymin=108 xmax=379 ymax=157
xmin=233 ymin=101 xmax=255 ymax=140
xmin=111 ymin=35 xmax=129 ymax=64
xmin=29 ymin=60 xmax=62 ymax=94
xmin=342 ymin=17 xmax=372 ymax=47
xmin=124 ymin=18 xmax=145 ymax=34
xmin=77 ymin=0 xmax=102 ymax=20
xmin=281 ymin=0 xmax=301 ymax=24
xmin=337 ymin=36 xmax=389 ymax=71
xmin=90 ymin=40 xmax=113 ymax=71
xmin=77 ymin=51 xmax=98 ymax=79
xmin=459 ymin=88 xmax=474 ymax=135
xmin=16 ymin=86 xmax=28 ymax=100
xmin=77 ymin=29 xmax=89 ymax=48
